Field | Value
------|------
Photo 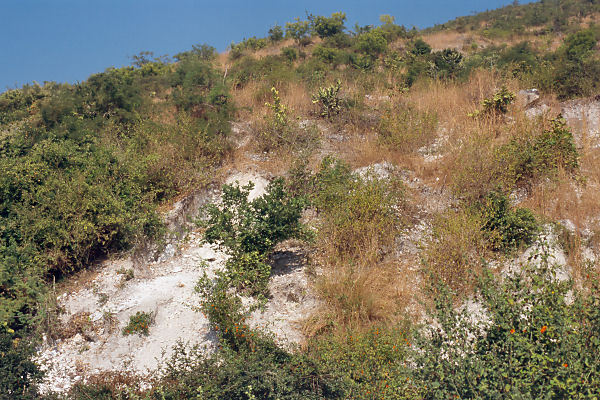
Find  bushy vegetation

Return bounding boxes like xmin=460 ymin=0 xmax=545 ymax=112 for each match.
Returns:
xmin=0 ymin=44 xmax=232 ymax=350
xmin=202 ymin=178 xmax=306 ymax=296
xmin=412 ymin=245 xmax=600 ymax=398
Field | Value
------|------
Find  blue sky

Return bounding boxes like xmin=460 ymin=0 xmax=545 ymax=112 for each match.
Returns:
xmin=1 ymin=0 xmax=535 ymax=91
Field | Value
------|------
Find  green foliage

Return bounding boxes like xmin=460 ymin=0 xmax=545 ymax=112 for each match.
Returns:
xmin=122 ymin=311 xmax=153 ymax=336
xmin=548 ymin=28 xmax=600 ymax=99
xmin=268 ymin=24 xmax=284 ymax=42
xmin=310 ymin=12 xmax=347 ymax=39
xmin=285 ymin=17 xmax=311 ymax=44
xmin=412 ymin=245 xmax=600 ymax=398
xmin=153 ymin=339 xmax=345 ymax=399
xmin=410 ymin=38 xmax=432 ymax=56
xmin=469 ymin=86 xmax=515 ymax=117
xmin=431 ymin=48 xmax=464 ymax=79
xmin=204 ymin=178 xmax=305 ymax=257
xmin=496 ymin=118 xmax=579 ymax=188
xmin=305 ymin=326 xmax=416 ymax=399
xmin=281 ymin=46 xmax=298 ymax=63
xmin=312 ymin=79 xmax=343 ymax=119
xmin=480 ymin=191 xmax=538 ymax=251
xmin=0 ymin=323 xmax=43 ymax=399
xmin=203 ymin=178 xmax=306 ymax=295
xmin=356 ymin=29 xmax=388 ymax=58
xmin=174 ymin=43 xmax=217 ymax=62
xmin=312 ymin=46 xmax=347 ymax=67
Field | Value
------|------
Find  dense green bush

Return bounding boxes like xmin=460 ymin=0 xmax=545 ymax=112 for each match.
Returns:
xmin=412 ymin=245 xmax=600 ymax=398
xmin=356 ymin=29 xmax=388 ymax=58
xmin=431 ymin=48 xmax=464 ymax=79
xmin=202 ymin=178 xmax=306 ymax=295
xmin=285 ymin=17 xmax=311 ymax=44
xmin=310 ymin=12 xmax=347 ymax=39
xmin=469 ymin=86 xmax=515 ymax=117
xmin=268 ymin=24 xmax=284 ymax=42
xmin=122 ymin=311 xmax=154 ymax=336
xmin=0 ymin=323 xmax=43 ymax=399
xmin=480 ymin=191 xmax=538 ymax=251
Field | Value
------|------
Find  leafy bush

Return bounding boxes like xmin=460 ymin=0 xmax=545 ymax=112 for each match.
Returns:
xmin=0 ymin=323 xmax=43 ymax=399
xmin=410 ymin=38 xmax=432 ymax=56
xmin=268 ymin=24 xmax=284 ymax=42
xmin=281 ymin=46 xmax=298 ymax=63
xmin=469 ymin=86 xmax=516 ymax=117
xmin=496 ymin=118 xmax=579 ymax=188
xmin=431 ymin=48 xmax=464 ymax=79
xmin=122 ymin=311 xmax=154 ymax=336
xmin=203 ymin=178 xmax=306 ymax=295
xmin=285 ymin=17 xmax=311 ymax=44
xmin=412 ymin=245 xmax=600 ymax=398
xmin=310 ymin=12 xmax=347 ymax=39
xmin=312 ymin=79 xmax=343 ymax=119
xmin=480 ymin=191 xmax=538 ymax=251
xmin=356 ymin=29 xmax=387 ymax=58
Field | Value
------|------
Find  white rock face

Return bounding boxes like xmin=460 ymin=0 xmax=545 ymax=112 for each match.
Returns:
xmin=518 ymin=89 xmax=540 ymax=106
xmin=561 ymin=98 xmax=600 ymax=147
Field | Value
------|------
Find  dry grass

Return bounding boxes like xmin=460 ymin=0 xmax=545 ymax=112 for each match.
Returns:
xmin=305 ymin=260 xmax=414 ymax=336
xmin=421 ymin=208 xmax=491 ymax=295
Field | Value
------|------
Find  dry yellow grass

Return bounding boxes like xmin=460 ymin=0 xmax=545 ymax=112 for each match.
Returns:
xmin=304 ymin=260 xmax=415 ymax=337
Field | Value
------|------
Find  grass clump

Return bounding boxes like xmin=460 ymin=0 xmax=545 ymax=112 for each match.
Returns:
xmin=377 ymin=104 xmax=438 ymax=153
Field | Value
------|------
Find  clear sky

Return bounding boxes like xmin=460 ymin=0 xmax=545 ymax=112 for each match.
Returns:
xmin=1 ymin=0 xmax=536 ymax=91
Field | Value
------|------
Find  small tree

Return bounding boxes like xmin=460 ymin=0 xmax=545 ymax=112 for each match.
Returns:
xmin=310 ymin=12 xmax=347 ymax=38
xmin=285 ymin=17 xmax=311 ymax=45
xmin=268 ymin=24 xmax=284 ymax=42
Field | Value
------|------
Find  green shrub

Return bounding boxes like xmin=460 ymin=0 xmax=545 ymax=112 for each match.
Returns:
xmin=312 ymin=79 xmax=343 ymax=119
xmin=285 ymin=17 xmax=311 ymax=44
xmin=412 ymin=245 xmax=600 ymax=398
xmin=496 ymin=118 xmax=579 ymax=188
xmin=122 ymin=311 xmax=153 ymax=336
xmin=431 ymin=48 xmax=464 ymax=79
xmin=469 ymin=86 xmax=516 ymax=117
xmin=203 ymin=178 xmax=306 ymax=295
xmin=410 ymin=38 xmax=432 ymax=56
xmin=0 ymin=323 xmax=43 ymax=399
xmin=480 ymin=191 xmax=538 ymax=251
xmin=310 ymin=12 xmax=347 ymax=39
xmin=268 ymin=24 xmax=284 ymax=42
xmin=356 ymin=29 xmax=387 ymax=58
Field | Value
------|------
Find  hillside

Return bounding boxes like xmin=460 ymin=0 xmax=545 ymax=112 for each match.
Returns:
xmin=3 ymin=1 xmax=600 ymax=398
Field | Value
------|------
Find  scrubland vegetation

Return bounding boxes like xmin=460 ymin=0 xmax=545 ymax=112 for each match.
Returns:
xmin=4 ymin=0 xmax=600 ymax=398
